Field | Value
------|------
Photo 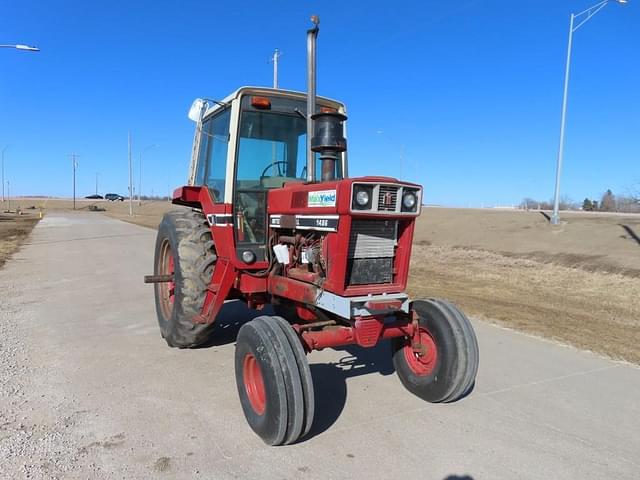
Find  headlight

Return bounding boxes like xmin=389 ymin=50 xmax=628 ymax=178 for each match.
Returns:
xmin=352 ymin=185 xmax=373 ymax=210
xmin=402 ymin=191 xmax=417 ymax=210
xmin=355 ymin=190 xmax=370 ymax=206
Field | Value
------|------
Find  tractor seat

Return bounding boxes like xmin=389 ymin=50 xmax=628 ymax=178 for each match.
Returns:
xmin=259 ymin=176 xmax=304 ymax=189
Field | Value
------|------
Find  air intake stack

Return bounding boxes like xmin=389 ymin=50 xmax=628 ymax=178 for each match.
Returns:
xmin=311 ymin=111 xmax=347 ymax=181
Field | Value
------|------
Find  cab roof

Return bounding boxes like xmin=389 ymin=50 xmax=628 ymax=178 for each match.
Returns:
xmin=202 ymin=86 xmax=346 ymax=119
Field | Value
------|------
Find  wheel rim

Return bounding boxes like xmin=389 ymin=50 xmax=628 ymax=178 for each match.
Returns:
xmin=158 ymin=239 xmax=175 ymax=320
xmin=243 ymin=353 xmax=266 ymax=415
xmin=404 ymin=328 xmax=438 ymax=376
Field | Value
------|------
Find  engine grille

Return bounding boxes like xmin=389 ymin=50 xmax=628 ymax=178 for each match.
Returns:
xmin=377 ymin=185 xmax=399 ymax=212
xmin=347 ymin=220 xmax=397 ymax=285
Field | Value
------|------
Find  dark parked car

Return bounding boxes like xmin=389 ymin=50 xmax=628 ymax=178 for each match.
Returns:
xmin=105 ymin=193 xmax=125 ymax=201
xmin=85 ymin=194 xmax=104 ymax=199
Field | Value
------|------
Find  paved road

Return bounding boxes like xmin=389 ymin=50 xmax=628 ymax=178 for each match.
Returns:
xmin=1 ymin=211 xmax=638 ymax=479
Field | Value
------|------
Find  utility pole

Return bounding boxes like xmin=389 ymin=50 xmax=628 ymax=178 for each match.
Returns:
xmin=69 ymin=154 xmax=79 ymax=210
xmin=128 ymin=132 xmax=133 ymax=216
xmin=270 ymin=48 xmax=281 ymax=89
xmin=1 ymin=145 xmax=7 ymax=203
xmin=138 ymin=151 xmax=142 ymax=206
xmin=6 ymin=181 xmax=9 ymax=212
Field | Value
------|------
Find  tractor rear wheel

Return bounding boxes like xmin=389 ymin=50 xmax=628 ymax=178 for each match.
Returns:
xmin=392 ymin=299 xmax=479 ymax=403
xmin=235 ymin=316 xmax=314 ymax=445
xmin=153 ymin=208 xmax=217 ymax=348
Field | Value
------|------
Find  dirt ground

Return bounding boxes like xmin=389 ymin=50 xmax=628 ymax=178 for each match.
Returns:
xmin=9 ymin=198 xmax=640 ymax=364
xmin=0 ymin=211 xmax=40 ymax=268
xmin=415 ymin=207 xmax=640 ymax=275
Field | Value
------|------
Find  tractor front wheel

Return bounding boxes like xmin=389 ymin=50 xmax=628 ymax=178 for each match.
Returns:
xmin=392 ymin=299 xmax=479 ymax=403
xmin=153 ymin=209 xmax=217 ymax=348
xmin=235 ymin=316 xmax=314 ymax=445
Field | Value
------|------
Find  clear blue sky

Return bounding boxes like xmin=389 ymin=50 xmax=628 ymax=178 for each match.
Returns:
xmin=1 ymin=1 xmax=638 ymax=206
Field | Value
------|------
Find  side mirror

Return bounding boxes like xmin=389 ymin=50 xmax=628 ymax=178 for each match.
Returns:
xmin=187 ymin=98 xmax=206 ymax=122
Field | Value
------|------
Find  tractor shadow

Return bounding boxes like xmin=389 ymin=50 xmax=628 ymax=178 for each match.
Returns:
xmin=198 ymin=304 xmax=400 ymax=441
xmin=306 ymin=341 xmax=396 ymax=440
xmin=198 ymin=300 xmax=271 ymax=347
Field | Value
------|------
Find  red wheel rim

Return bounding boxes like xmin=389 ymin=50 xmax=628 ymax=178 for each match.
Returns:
xmin=158 ymin=239 xmax=175 ymax=319
xmin=243 ymin=353 xmax=266 ymax=415
xmin=404 ymin=328 xmax=438 ymax=376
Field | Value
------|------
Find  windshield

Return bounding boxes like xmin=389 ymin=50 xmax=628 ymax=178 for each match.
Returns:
xmin=235 ymin=102 xmax=344 ymax=190
xmin=237 ymin=111 xmax=307 ymax=188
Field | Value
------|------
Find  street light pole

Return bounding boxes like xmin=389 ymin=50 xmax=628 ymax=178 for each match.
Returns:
xmin=550 ymin=13 xmax=575 ymax=225
xmin=551 ymin=0 xmax=629 ymax=225
xmin=128 ymin=132 xmax=133 ymax=216
xmin=69 ymin=154 xmax=79 ymax=210
xmin=138 ymin=151 xmax=142 ymax=206
xmin=1 ymin=145 xmax=7 ymax=203
xmin=6 ymin=181 xmax=10 ymax=212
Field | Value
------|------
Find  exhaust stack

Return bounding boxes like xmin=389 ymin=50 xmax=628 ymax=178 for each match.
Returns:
xmin=306 ymin=16 xmax=319 ymax=183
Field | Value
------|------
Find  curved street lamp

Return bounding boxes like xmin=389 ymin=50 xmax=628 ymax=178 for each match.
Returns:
xmin=550 ymin=0 xmax=629 ymax=225
xmin=0 ymin=44 xmax=40 ymax=52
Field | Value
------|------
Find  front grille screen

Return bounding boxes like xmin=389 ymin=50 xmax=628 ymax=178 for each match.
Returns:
xmin=347 ymin=220 xmax=396 ymax=285
xmin=377 ymin=185 xmax=399 ymax=212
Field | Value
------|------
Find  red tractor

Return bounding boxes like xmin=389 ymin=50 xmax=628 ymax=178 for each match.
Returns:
xmin=147 ymin=17 xmax=478 ymax=445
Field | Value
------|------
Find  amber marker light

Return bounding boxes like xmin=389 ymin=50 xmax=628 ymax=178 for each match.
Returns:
xmin=251 ymin=96 xmax=271 ymax=109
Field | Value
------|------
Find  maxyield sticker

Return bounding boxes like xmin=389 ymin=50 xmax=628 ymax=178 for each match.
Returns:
xmin=308 ymin=190 xmax=336 ymax=207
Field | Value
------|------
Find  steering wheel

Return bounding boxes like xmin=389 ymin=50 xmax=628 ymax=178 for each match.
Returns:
xmin=260 ymin=160 xmax=288 ymax=178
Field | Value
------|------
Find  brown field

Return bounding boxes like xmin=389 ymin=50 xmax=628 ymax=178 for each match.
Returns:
xmin=9 ymin=198 xmax=640 ymax=364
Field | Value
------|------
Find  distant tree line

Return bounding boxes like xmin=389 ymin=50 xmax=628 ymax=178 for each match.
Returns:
xmin=520 ymin=187 xmax=640 ymax=213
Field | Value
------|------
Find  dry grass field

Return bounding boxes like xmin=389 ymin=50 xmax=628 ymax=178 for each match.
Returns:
xmin=8 ymin=198 xmax=640 ymax=364
xmin=0 ymin=211 xmax=40 ymax=268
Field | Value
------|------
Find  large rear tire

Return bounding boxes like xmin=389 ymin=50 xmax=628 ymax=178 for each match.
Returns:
xmin=153 ymin=208 xmax=217 ymax=348
xmin=235 ymin=316 xmax=314 ymax=445
xmin=392 ymin=299 xmax=479 ymax=403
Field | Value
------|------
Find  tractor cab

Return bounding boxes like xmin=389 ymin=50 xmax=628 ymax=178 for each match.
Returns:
xmin=185 ymin=87 xmax=347 ymax=263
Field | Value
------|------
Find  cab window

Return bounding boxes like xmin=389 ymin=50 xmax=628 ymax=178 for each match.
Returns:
xmin=194 ymin=109 xmax=231 ymax=202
